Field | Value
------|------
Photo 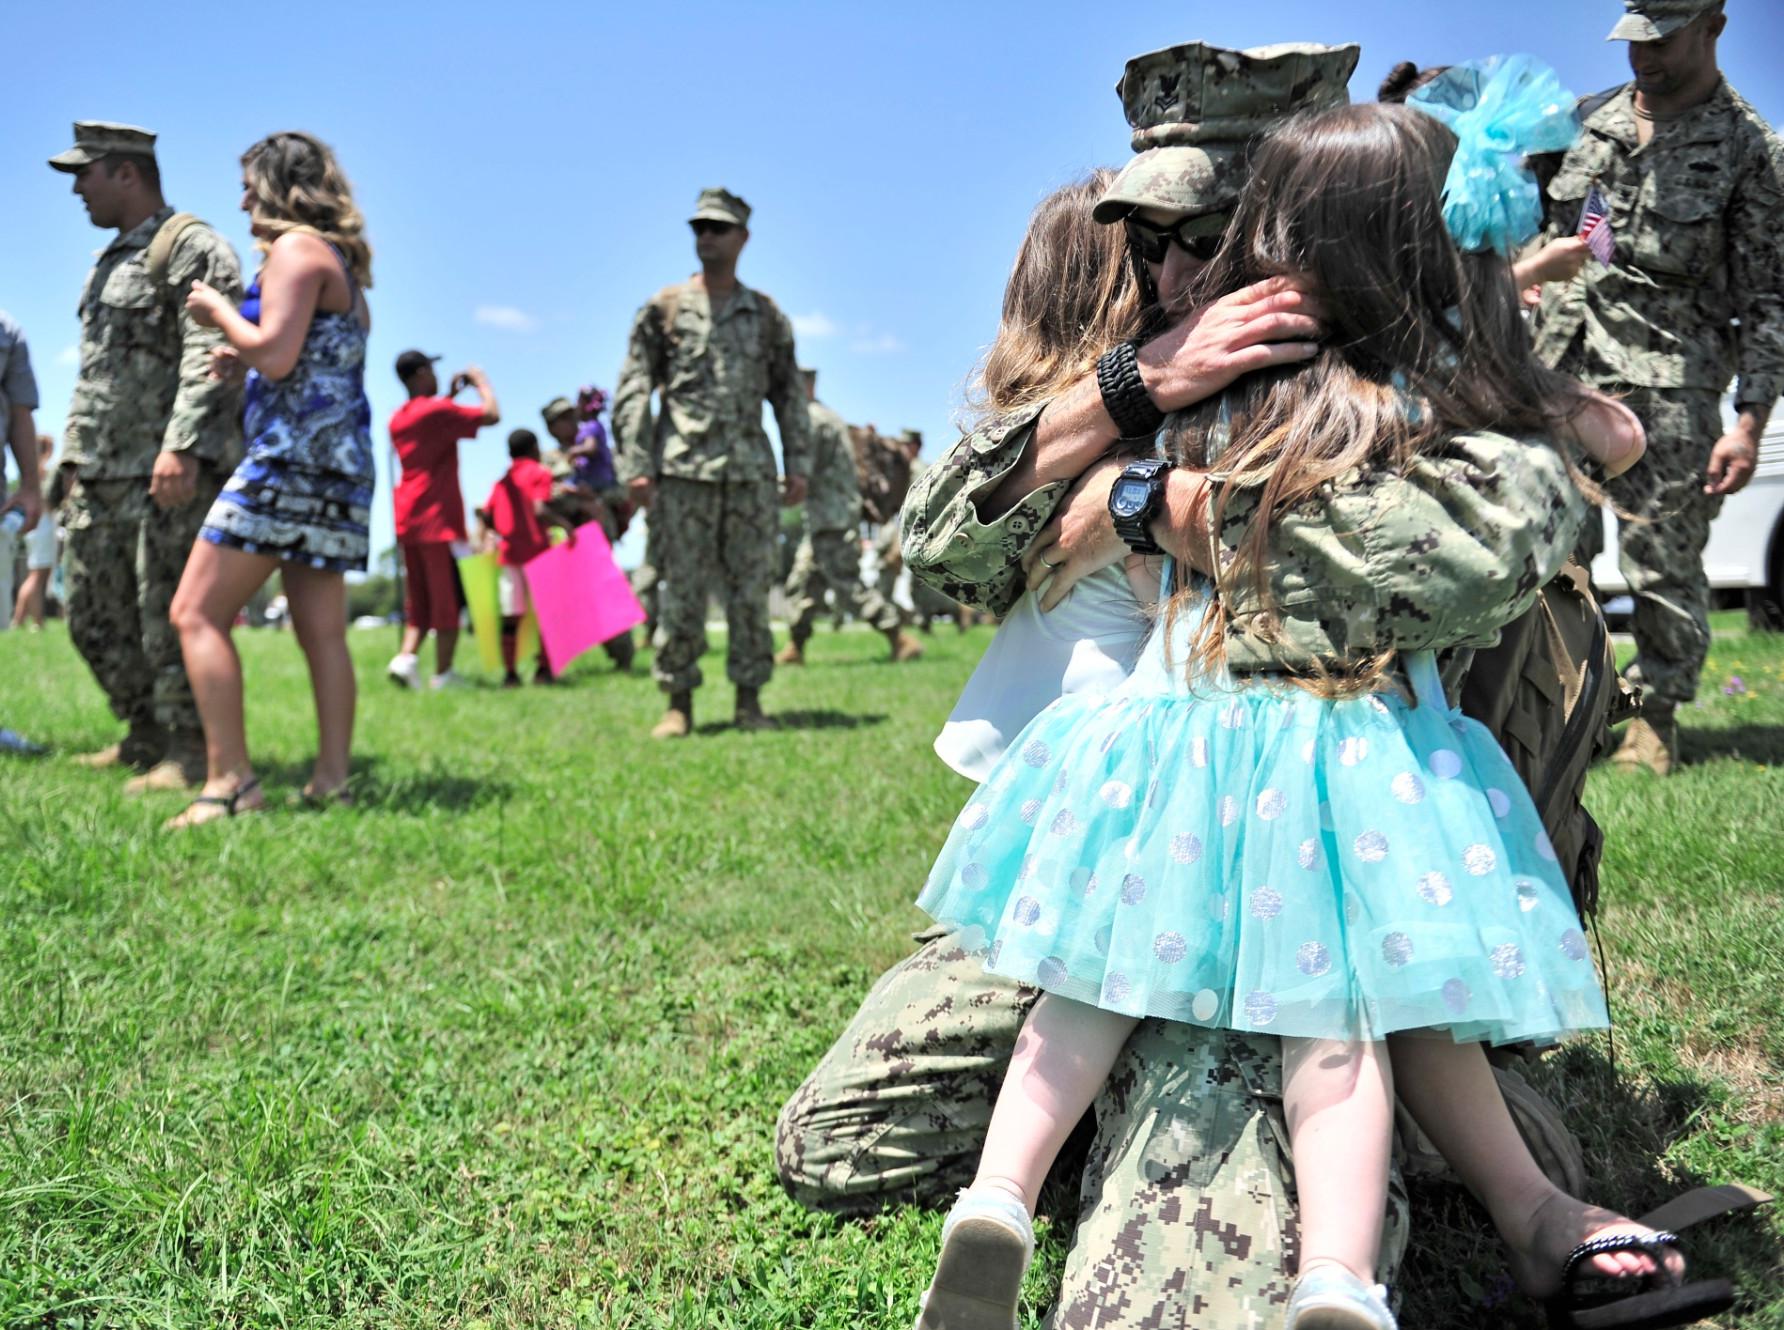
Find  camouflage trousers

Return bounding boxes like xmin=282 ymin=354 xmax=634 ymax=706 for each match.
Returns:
xmin=1575 ymin=387 xmax=1725 ymax=712
xmin=60 ymin=469 xmax=221 ymax=745
xmin=775 ymin=928 xmax=1411 ymax=1329
xmin=784 ymin=527 xmax=901 ymax=643
xmin=651 ymin=475 xmax=779 ymax=693
xmin=632 ymin=512 xmax=663 ymax=631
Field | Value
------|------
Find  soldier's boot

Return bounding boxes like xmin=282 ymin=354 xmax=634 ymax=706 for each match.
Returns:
xmin=774 ymin=637 xmax=807 ymax=666
xmin=605 ymin=631 xmax=637 ymax=673
xmin=733 ymin=686 xmax=777 ymax=732
xmin=124 ymin=733 xmax=206 ymax=795
xmin=1610 ymin=708 xmax=1677 ymax=776
xmin=886 ymin=628 xmax=925 ymax=663
xmin=651 ymin=690 xmax=693 ymax=741
xmin=74 ymin=722 xmax=165 ymax=772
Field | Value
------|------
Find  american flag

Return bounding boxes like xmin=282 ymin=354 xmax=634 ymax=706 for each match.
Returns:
xmin=1577 ymin=182 xmax=1616 ymax=264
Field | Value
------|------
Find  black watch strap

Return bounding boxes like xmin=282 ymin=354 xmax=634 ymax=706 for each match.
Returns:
xmin=1111 ymin=458 xmax=1171 ymax=556
xmin=1096 ymin=340 xmax=1165 ymax=441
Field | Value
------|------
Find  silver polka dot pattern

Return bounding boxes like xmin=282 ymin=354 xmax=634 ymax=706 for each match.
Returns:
xmin=1515 ymin=879 xmax=1540 ymax=912
xmin=961 ymin=863 xmax=988 ymax=889
xmin=1104 ymin=972 xmax=1133 ymax=1005
xmin=1120 ymin=874 xmax=1148 ymax=906
xmin=1036 ymin=956 xmax=1069 ymax=988
xmin=961 ymin=805 xmax=990 ymax=830
xmin=1019 ymin=799 xmax=1042 ymax=825
xmin=1070 ymin=866 xmax=1097 ymax=896
xmin=1022 ymin=740 xmax=1052 ymax=767
xmin=1190 ymin=737 xmax=1209 ymax=768
xmin=1487 ymin=787 xmax=1512 ymax=819
xmin=1355 ymin=830 xmax=1390 ymax=863
xmin=1339 ymin=737 xmax=1369 ymax=766
xmin=1153 ymin=932 xmax=1187 ymax=963
xmin=1050 ymin=810 xmax=1078 ymax=836
xmin=1297 ymin=838 xmax=1322 ymax=870
xmin=1244 ymin=991 xmax=1279 ymax=1025
xmin=1391 ymin=772 xmax=1426 ymax=804
xmin=1219 ymin=795 xmax=1240 ymax=827
xmin=1382 ymin=932 xmax=1414 ymax=967
xmin=1012 ymin=896 xmax=1042 ymax=927
xmin=1297 ymin=941 xmax=1332 ymax=976
xmin=1171 ymin=833 xmax=1204 ymax=865
xmin=1416 ymin=871 xmax=1453 ymax=906
xmin=1099 ymin=780 xmax=1134 ymax=809
xmin=1192 ymin=989 xmax=1220 ymax=1022
xmin=1462 ymin=844 xmax=1497 ymax=876
xmin=1559 ymin=929 xmax=1587 ymax=961
xmin=1442 ymin=978 xmax=1470 ymax=1014
xmin=1256 ymin=788 xmax=1288 ymax=820
xmin=1249 ymin=886 xmax=1283 ymax=920
xmin=1489 ymin=943 xmax=1527 ymax=978
xmin=1429 ymin=748 xmax=1462 ymax=778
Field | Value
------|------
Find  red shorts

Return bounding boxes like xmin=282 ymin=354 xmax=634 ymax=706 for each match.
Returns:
xmin=402 ymin=540 xmax=461 ymax=633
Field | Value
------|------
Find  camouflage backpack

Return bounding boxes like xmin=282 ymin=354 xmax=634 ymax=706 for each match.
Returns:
xmin=1459 ymin=562 xmax=1636 ymax=923
xmin=851 ymin=425 xmax=912 ymax=526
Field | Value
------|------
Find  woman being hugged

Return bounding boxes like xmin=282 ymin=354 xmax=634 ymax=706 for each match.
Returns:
xmin=911 ymin=96 xmax=1733 ymax=1330
xmin=168 ymin=131 xmax=374 ymax=827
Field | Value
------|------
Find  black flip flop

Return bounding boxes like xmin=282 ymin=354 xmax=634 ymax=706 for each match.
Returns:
xmin=1545 ymin=1231 xmax=1735 ymax=1329
xmin=176 ymin=776 xmax=263 ymax=822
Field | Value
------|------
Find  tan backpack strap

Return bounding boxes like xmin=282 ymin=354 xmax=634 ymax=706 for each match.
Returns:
xmin=1637 ymin=1184 xmax=1772 ymax=1234
xmin=145 ymin=212 xmax=201 ymax=287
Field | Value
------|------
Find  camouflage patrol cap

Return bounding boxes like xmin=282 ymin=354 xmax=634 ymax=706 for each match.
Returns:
xmin=1606 ymin=0 xmax=1721 ymax=41
xmin=541 ymin=396 xmax=576 ymax=425
xmin=48 ymin=121 xmax=157 ymax=172
xmin=689 ymin=188 xmax=751 ymax=227
xmin=1093 ymin=42 xmax=1361 ymax=224
xmin=898 ymin=428 xmax=923 ymax=446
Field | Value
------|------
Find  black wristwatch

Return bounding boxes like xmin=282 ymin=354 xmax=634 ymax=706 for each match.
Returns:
xmin=1107 ymin=458 xmax=1173 ymax=556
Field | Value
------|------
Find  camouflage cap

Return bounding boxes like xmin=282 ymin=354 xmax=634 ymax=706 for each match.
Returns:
xmin=689 ymin=187 xmax=751 ymax=227
xmin=541 ymin=396 xmax=576 ymax=425
xmin=898 ymin=428 xmax=923 ymax=446
xmin=1093 ymin=42 xmax=1361 ymax=224
xmin=48 ymin=120 xmax=157 ymax=172
xmin=1606 ymin=0 xmax=1721 ymax=41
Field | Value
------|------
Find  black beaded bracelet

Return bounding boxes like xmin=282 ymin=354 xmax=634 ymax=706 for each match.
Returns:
xmin=1096 ymin=339 xmax=1166 ymax=441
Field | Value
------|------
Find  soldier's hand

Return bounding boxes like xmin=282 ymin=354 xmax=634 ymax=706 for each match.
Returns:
xmin=1022 ymin=457 xmax=1130 ymax=612
xmin=1140 ymin=276 xmax=1324 ymax=414
xmin=1705 ymin=429 xmax=1759 ymax=496
xmin=149 ymin=451 xmax=199 ymax=510
xmin=629 ymin=476 xmax=656 ymax=509
xmin=781 ymin=474 xmax=808 ymax=507
xmin=209 ymin=345 xmax=247 ymax=385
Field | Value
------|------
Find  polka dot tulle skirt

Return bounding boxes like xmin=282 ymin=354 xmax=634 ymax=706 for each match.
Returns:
xmin=916 ymin=591 xmax=1610 ymax=1047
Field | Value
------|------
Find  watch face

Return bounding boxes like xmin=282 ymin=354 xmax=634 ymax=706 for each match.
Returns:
xmin=1111 ymin=478 xmax=1149 ymax=518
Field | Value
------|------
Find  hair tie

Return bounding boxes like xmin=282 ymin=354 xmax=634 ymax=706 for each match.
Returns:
xmin=1406 ymin=54 xmax=1580 ymax=256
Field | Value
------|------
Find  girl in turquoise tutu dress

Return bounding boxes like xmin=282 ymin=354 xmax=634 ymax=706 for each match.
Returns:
xmin=912 ymin=84 xmax=1723 ymax=1330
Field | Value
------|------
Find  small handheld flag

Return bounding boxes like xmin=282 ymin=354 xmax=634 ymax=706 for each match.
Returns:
xmin=1577 ymin=181 xmax=1616 ymax=264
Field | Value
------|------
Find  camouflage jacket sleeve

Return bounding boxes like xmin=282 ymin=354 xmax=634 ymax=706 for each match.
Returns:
xmin=764 ymin=304 xmax=811 ymax=480
xmin=1729 ymin=125 xmax=1784 ymax=411
xmin=162 ymin=226 xmax=244 ymax=461
xmin=611 ymin=299 xmax=664 ymax=485
xmin=899 ymin=399 xmax=1057 ymax=616
xmin=1219 ymin=431 xmax=1588 ymax=674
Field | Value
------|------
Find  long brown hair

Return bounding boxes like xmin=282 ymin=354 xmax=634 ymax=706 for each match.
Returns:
xmin=242 ymin=131 xmax=374 ymax=289
xmin=964 ymin=169 xmax=1143 ymax=423
xmin=1169 ymin=102 xmax=1591 ymax=689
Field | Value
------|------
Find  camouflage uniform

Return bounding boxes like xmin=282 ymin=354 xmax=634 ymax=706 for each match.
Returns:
xmin=1533 ymin=71 xmax=1784 ymax=712
xmin=783 ymin=396 xmax=899 ymax=643
xmin=54 ymin=165 xmax=243 ymax=761
xmin=782 ymin=42 xmax=1593 ymax=1327
xmin=612 ymin=232 xmax=810 ymax=694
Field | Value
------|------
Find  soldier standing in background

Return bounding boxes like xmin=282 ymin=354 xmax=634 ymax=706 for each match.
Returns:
xmin=1533 ymin=0 xmax=1784 ymax=774
xmin=612 ymin=188 xmax=809 ymax=738
xmin=775 ymin=369 xmax=921 ymax=665
xmin=49 ymin=122 xmax=243 ymax=789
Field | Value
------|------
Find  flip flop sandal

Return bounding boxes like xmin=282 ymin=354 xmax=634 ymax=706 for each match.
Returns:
xmin=171 ymin=776 xmax=263 ymax=827
xmin=1545 ymin=1231 xmax=1734 ymax=1329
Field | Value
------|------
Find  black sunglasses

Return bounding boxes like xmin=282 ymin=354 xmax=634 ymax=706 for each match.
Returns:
xmin=1124 ymin=215 xmax=1225 ymax=265
xmin=690 ymin=219 xmax=737 ymax=237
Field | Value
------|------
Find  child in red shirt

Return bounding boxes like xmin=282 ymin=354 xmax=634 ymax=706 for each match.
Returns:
xmin=479 ymin=430 xmax=572 ymax=686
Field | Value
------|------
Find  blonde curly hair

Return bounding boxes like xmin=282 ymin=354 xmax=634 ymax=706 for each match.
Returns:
xmin=242 ymin=131 xmax=373 ymax=289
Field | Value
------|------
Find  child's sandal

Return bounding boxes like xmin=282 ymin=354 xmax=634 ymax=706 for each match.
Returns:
xmin=1543 ymin=1231 xmax=1733 ymax=1329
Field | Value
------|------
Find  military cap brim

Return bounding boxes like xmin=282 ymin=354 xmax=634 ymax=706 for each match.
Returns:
xmin=541 ymin=398 xmax=577 ymax=423
xmin=1093 ymin=145 xmax=1246 ymax=224
xmin=689 ymin=206 xmax=748 ymax=226
xmin=1605 ymin=12 xmax=1694 ymax=39
xmin=48 ymin=146 xmax=104 ymax=173
xmin=48 ymin=121 xmax=158 ymax=173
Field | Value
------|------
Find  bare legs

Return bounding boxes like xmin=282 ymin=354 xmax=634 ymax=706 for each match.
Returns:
xmin=1283 ymin=1037 xmax=1396 ymax=1284
xmin=974 ymin=993 xmax=1138 ymax=1212
xmin=11 ymin=567 xmax=50 ymax=628
xmin=397 ymin=623 xmax=458 ymax=676
xmin=283 ymin=562 xmax=355 ymax=796
xmin=1387 ymin=1036 xmax=1681 ymax=1295
xmin=168 ymin=543 xmax=357 ymax=825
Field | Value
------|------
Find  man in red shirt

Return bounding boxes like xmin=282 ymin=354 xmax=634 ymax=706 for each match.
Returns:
xmin=386 ymin=350 xmax=500 ymax=689
xmin=479 ymin=429 xmax=570 ymax=686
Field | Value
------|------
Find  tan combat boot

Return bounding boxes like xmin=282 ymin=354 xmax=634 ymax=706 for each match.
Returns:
xmin=1610 ymin=709 xmax=1677 ymax=776
xmin=733 ymin=686 xmax=776 ymax=732
xmin=888 ymin=628 xmax=925 ymax=663
xmin=774 ymin=639 xmax=806 ymax=666
xmin=125 ymin=732 xmax=207 ymax=794
xmin=651 ymin=691 xmax=693 ymax=740
xmin=74 ymin=723 xmax=164 ymax=772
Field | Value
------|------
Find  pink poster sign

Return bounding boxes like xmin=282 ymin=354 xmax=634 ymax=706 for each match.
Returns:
xmin=522 ymin=522 xmax=647 ymax=676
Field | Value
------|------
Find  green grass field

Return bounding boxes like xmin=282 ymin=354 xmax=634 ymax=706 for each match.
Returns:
xmin=2 ymin=614 xmax=1780 ymax=1328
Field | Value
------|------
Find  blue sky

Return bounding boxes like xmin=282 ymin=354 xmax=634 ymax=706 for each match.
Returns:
xmin=7 ymin=0 xmax=1781 ymax=569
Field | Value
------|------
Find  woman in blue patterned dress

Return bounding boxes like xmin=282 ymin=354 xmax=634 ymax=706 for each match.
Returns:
xmin=167 ymin=132 xmax=373 ymax=828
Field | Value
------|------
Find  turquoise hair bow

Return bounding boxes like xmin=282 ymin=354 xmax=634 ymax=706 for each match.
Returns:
xmin=1407 ymin=54 xmax=1581 ymax=256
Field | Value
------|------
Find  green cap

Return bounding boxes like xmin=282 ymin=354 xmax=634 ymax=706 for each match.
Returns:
xmin=689 ymin=187 xmax=751 ymax=227
xmin=48 ymin=120 xmax=157 ymax=172
xmin=1093 ymin=41 xmax=1360 ymax=224
xmin=541 ymin=396 xmax=576 ymax=425
xmin=1606 ymin=0 xmax=1719 ymax=41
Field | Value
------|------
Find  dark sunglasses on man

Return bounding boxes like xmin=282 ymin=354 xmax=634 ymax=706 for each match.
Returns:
xmin=690 ymin=219 xmax=737 ymax=237
xmin=1124 ymin=214 xmax=1225 ymax=265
